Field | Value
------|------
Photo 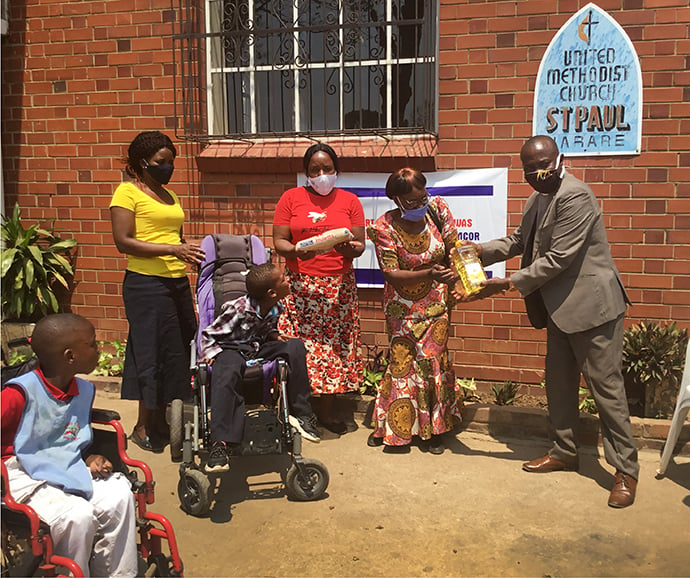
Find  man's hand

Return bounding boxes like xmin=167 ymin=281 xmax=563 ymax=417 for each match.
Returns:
xmin=267 ymin=331 xmax=289 ymax=342
xmin=452 ymin=277 xmax=511 ymax=302
xmin=457 ymin=240 xmax=482 ymax=259
xmin=86 ymin=454 xmax=113 ymax=480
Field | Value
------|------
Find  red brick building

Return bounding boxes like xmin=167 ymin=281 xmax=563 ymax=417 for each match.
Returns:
xmin=2 ymin=0 xmax=688 ymax=389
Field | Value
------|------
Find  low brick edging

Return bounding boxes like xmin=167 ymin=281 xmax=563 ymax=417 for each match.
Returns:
xmin=89 ymin=376 xmax=690 ymax=456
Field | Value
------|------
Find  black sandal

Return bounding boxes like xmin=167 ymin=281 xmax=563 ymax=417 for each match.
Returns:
xmin=129 ymin=429 xmax=165 ymax=454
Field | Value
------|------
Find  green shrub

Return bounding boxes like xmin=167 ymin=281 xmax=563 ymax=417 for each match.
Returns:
xmin=1 ymin=204 xmax=77 ymax=321
xmin=360 ymin=344 xmax=388 ymax=396
xmin=578 ymin=386 xmax=598 ymax=414
xmin=92 ymin=340 xmax=126 ymax=377
xmin=622 ymin=321 xmax=689 ymax=418
xmin=456 ymin=377 xmax=480 ymax=402
xmin=492 ymin=380 xmax=521 ymax=406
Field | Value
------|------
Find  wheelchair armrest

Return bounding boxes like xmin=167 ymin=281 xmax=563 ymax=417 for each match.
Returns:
xmin=92 ymin=408 xmax=121 ymax=423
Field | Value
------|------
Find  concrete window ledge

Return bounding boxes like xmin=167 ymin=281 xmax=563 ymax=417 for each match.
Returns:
xmin=196 ymin=135 xmax=438 ymax=174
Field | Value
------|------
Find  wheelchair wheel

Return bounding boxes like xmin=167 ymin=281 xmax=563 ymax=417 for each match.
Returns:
xmin=147 ymin=552 xmax=182 ymax=577
xmin=169 ymin=399 xmax=184 ymax=462
xmin=285 ymin=459 xmax=329 ymax=502
xmin=178 ymin=469 xmax=212 ymax=517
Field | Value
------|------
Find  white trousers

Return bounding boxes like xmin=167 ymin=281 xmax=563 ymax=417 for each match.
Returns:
xmin=5 ymin=457 xmax=138 ymax=577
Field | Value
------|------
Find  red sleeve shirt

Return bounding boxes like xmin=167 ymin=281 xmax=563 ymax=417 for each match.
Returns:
xmin=274 ymin=186 xmax=365 ymax=276
xmin=1 ymin=368 xmax=79 ymax=461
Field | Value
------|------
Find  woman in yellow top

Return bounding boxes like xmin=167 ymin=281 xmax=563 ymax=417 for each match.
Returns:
xmin=110 ymin=131 xmax=205 ymax=453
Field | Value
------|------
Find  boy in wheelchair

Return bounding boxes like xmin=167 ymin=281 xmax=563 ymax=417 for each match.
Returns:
xmin=1 ymin=313 xmax=138 ymax=577
xmin=200 ymin=262 xmax=320 ymax=473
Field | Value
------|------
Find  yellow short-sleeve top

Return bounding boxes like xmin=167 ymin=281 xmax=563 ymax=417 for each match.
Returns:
xmin=109 ymin=182 xmax=187 ymax=278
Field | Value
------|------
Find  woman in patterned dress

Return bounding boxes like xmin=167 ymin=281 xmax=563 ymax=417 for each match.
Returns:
xmin=366 ymin=168 xmax=463 ymax=454
xmin=273 ymin=144 xmax=365 ymax=434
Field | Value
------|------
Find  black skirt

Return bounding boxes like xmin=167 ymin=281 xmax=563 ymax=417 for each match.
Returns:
xmin=120 ymin=270 xmax=197 ymax=409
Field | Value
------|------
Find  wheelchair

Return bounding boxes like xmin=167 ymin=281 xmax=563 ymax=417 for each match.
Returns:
xmin=1 ymin=408 xmax=184 ymax=577
xmin=168 ymin=234 xmax=329 ymax=517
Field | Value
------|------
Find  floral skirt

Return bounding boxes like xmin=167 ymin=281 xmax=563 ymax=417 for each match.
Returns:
xmin=278 ymin=269 xmax=362 ymax=395
xmin=372 ymin=313 xmax=463 ymax=446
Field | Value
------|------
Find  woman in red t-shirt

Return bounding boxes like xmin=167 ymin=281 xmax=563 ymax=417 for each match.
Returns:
xmin=273 ymin=144 xmax=365 ymax=434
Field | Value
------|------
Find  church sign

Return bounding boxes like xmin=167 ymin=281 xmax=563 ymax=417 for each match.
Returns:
xmin=533 ymin=3 xmax=642 ymax=156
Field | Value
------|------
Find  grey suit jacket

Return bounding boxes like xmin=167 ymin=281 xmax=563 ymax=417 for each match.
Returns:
xmin=480 ymin=171 xmax=629 ymax=334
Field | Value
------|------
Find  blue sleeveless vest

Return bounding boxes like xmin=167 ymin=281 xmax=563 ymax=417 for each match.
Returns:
xmin=11 ymin=371 xmax=95 ymax=499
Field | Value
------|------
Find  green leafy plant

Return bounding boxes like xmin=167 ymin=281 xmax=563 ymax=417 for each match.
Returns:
xmin=7 ymin=350 xmax=31 ymax=366
xmin=456 ymin=377 xmax=480 ymax=402
xmin=1 ymin=204 xmax=77 ymax=321
xmin=578 ymin=386 xmax=598 ymax=414
xmin=492 ymin=380 xmax=521 ymax=406
xmin=622 ymin=321 xmax=689 ymax=418
xmin=360 ymin=344 xmax=388 ymax=396
xmin=92 ymin=340 xmax=126 ymax=377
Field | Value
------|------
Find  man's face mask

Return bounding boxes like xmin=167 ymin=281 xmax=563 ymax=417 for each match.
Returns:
xmin=524 ymin=154 xmax=564 ymax=194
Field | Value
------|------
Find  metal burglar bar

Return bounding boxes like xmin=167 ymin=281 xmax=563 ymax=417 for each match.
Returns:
xmin=173 ymin=0 xmax=438 ymax=140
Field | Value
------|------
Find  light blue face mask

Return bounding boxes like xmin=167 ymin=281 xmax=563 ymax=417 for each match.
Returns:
xmin=400 ymin=203 xmax=429 ymax=222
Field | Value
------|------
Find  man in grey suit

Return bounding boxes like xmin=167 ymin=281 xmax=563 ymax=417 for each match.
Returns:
xmin=469 ymin=135 xmax=639 ymax=508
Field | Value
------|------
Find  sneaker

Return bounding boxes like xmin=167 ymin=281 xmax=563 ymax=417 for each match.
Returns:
xmin=204 ymin=441 xmax=230 ymax=473
xmin=289 ymin=414 xmax=321 ymax=443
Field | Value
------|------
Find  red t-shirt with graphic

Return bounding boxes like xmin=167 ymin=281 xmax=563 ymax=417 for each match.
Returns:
xmin=273 ymin=186 xmax=365 ymax=276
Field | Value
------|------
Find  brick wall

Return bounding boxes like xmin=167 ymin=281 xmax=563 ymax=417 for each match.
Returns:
xmin=2 ymin=0 xmax=688 ymax=389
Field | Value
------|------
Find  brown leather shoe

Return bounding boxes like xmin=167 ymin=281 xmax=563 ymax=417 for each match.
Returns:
xmin=522 ymin=454 xmax=579 ymax=473
xmin=608 ymin=471 xmax=637 ymax=508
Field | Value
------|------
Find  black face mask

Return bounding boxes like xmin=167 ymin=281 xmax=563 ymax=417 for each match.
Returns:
xmin=144 ymin=162 xmax=174 ymax=185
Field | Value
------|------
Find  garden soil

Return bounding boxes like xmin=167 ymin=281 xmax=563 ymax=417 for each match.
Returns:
xmin=96 ymin=390 xmax=690 ymax=578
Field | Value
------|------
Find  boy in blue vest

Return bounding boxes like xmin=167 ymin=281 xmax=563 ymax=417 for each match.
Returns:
xmin=1 ymin=314 xmax=138 ymax=577
xmin=200 ymin=262 xmax=320 ymax=473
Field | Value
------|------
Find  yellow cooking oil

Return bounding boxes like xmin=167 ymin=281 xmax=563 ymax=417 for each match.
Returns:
xmin=450 ymin=243 xmax=487 ymax=295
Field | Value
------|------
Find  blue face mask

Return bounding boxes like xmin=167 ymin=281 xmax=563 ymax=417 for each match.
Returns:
xmin=400 ymin=203 xmax=429 ymax=222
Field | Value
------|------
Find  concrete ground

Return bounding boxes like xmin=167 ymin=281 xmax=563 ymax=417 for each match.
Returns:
xmin=95 ymin=390 xmax=690 ymax=578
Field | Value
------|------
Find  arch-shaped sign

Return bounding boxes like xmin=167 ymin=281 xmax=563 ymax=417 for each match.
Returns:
xmin=533 ymin=3 xmax=642 ymax=156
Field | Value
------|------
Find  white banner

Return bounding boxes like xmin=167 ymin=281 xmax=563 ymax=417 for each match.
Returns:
xmin=334 ymin=169 xmax=508 ymax=288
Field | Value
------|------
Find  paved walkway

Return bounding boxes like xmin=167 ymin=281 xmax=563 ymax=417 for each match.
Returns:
xmin=96 ymin=389 xmax=690 ymax=578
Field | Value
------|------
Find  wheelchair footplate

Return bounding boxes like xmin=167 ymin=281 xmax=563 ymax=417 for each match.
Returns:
xmin=239 ymin=407 xmax=283 ymax=456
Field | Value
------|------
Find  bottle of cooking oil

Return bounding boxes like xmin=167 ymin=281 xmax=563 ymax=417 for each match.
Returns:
xmin=449 ymin=243 xmax=487 ymax=295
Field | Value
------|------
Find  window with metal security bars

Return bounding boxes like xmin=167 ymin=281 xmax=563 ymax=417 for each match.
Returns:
xmin=174 ymin=0 xmax=438 ymax=140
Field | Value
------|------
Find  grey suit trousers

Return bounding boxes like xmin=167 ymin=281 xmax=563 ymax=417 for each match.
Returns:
xmin=545 ymin=311 xmax=639 ymax=479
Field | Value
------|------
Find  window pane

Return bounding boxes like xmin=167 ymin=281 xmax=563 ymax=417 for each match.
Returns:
xmin=223 ymin=0 xmax=250 ymax=67
xmin=343 ymin=65 xmax=385 ymax=129
xmin=299 ymin=0 xmax=340 ymax=64
xmin=299 ymin=68 xmax=340 ymax=132
xmin=194 ymin=0 xmax=438 ymax=137
xmin=255 ymin=69 xmax=295 ymax=133
xmin=342 ymin=3 xmax=385 ymax=63
xmin=253 ymin=1 xmax=294 ymax=67
xmin=225 ymin=71 xmax=251 ymax=133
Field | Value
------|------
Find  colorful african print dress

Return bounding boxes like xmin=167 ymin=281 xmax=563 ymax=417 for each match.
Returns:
xmin=367 ymin=196 xmax=463 ymax=446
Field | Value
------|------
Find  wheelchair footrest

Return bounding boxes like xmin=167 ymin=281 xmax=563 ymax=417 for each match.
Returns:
xmin=240 ymin=409 xmax=283 ymax=455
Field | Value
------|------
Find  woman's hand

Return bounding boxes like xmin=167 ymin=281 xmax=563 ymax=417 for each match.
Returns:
xmin=334 ymin=240 xmax=365 ymax=259
xmin=429 ymin=264 xmax=457 ymax=285
xmin=86 ymin=454 xmax=113 ymax=480
xmin=294 ymin=246 xmax=317 ymax=260
xmin=173 ymin=241 xmax=206 ymax=265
